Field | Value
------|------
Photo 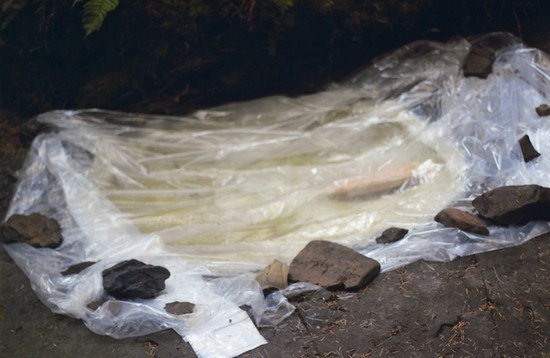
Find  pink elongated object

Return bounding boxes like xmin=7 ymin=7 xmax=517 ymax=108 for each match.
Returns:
xmin=330 ymin=165 xmax=416 ymax=200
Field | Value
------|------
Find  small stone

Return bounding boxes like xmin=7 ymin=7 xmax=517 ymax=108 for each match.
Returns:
xmin=463 ymin=52 xmax=493 ymax=79
xmin=165 ymin=301 xmax=195 ymax=315
xmin=463 ymin=44 xmax=497 ymax=79
xmin=535 ymin=104 xmax=550 ymax=117
xmin=255 ymin=259 xmax=289 ymax=290
xmin=61 ymin=261 xmax=97 ymax=276
xmin=375 ymin=227 xmax=409 ymax=244
xmin=434 ymin=208 xmax=489 ymax=235
xmin=86 ymin=300 xmax=107 ymax=311
xmin=0 ymin=213 xmax=63 ymax=248
xmin=102 ymin=259 xmax=170 ymax=300
xmin=518 ymin=134 xmax=541 ymax=162
xmin=472 ymin=185 xmax=550 ymax=226
xmin=288 ymin=240 xmax=380 ymax=290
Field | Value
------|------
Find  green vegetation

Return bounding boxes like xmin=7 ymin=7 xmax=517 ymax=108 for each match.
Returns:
xmin=1 ymin=1 xmax=548 ymax=117
xmin=75 ymin=0 xmax=120 ymax=36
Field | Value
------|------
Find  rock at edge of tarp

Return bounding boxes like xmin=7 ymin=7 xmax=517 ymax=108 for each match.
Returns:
xmin=102 ymin=259 xmax=171 ymax=300
xmin=0 ymin=213 xmax=63 ymax=249
xmin=518 ymin=134 xmax=541 ymax=163
xmin=288 ymin=240 xmax=380 ymax=291
xmin=434 ymin=208 xmax=489 ymax=235
xmin=463 ymin=34 xmax=517 ymax=79
xmin=375 ymin=227 xmax=409 ymax=244
xmin=463 ymin=52 xmax=493 ymax=79
xmin=472 ymin=184 xmax=550 ymax=226
xmin=255 ymin=259 xmax=289 ymax=291
xmin=535 ymin=104 xmax=550 ymax=117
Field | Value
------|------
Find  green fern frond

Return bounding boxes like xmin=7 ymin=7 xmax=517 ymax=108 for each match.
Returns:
xmin=78 ymin=0 xmax=120 ymax=36
xmin=273 ymin=0 xmax=294 ymax=12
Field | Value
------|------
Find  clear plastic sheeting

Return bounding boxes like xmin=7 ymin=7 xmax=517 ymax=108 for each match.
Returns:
xmin=4 ymin=33 xmax=550 ymax=357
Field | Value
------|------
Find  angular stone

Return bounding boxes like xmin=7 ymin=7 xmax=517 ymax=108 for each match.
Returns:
xmin=463 ymin=35 xmax=516 ymax=79
xmin=102 ymin=259 xmax=170 ymax=300
xmin=0 ymin=213 xmax=63 ymax=248
xmin=255 ymin=259 xmax=289 ymax=290
xmin=165 ymin=301 xmax=195 ymax=315
xmin=288 ymin=240 xmax=380 ymax=290
xmin=463 ymin=52 xmax=493 ymax=79
xmin=61 ymin=261 xmax=97 ymax=276
xmin=518 ymin=134 xmax=541 ymax=162
xmin=375 ymin=227 xmax=409 ymax=244
xmin=472 ymin=185 xmax=550 ymax=226
xmin=434 ymin=208 xmax=489 ymax=235
xmin=535 ymin=104 xmax=550 ymax=117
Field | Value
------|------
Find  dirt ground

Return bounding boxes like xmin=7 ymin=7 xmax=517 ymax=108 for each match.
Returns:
xmin=1 ymin=105 xmax=550 ymax=358
xmin=1 ymin=221 xmax=549 ymax=357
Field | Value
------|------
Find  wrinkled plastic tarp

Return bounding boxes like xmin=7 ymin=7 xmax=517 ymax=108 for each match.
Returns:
xmin=4 ymin=33 xmax=550 ymax=357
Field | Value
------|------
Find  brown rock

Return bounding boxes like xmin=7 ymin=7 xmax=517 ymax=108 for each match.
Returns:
xmin=86 ymin=300 xmax=107 ymax=311
xmin=434 ymin=208 xmax=489 ymax=235
xmin=255 ymin=259 xmax=289 ymax=290
xmin=535 ymin=104 xmax=550 ymax=117
xmin=463 ymin=35 xmax=517 ymax=79
xmin=472 ymin=185 xmax=550 ymax=225
xmin=165 ymin=301 xmax=195 ymax=315
xmin=288 ymin=240 xmax=380 ymax=290
xmin=375 ymin=227 xmax=409 ymax=244
xmin=518 ymin=134 xmax=541 ymax=162
xmin=463 ymin=51 xmax=494 ymax=79
xmin=0 ymin=213 xmax=63 ymax=248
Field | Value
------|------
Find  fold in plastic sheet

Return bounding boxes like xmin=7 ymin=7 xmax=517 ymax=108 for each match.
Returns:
xmin=4 ymin=33 xmax=550 ymax=357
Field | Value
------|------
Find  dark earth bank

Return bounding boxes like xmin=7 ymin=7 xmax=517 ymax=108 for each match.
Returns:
xmin=2 ymin=1 xmax=550 ymax=119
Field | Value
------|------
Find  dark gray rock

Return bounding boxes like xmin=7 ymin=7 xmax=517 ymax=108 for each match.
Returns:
xmin=472 ymin=185 xmax=550 ymax=226
xmin=165 ymin=301 xmax=194 ymax=315
xmin=535 ymin=104 xmax=550 ymax=117
xmin=375 ymin=227 xmax=408 ymax=244
xmin=102 ymin=259 xmax=170 ymax=300
xmin=518 ymin=135 xmax=541 ymax=162
xmin=61 ymin=261 xmax=97 ymax=276
xmin=288 ymin=240 xmax=380 ymax=290
xmin=0 ymin=213 xmax=63 ymax=248
xmin=435 ymin=208 xmax=489 ymax=235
